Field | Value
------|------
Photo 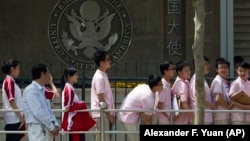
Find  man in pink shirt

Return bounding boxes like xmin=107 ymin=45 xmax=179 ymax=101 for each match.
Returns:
xmin=91 ymin=50 xmax=115 ymax=141
xmin=155 ymin=60 xmax=175 ymax=124
xmin=117 ymin=74 xmax=163 ymax=141
xmin=211 ymin=57 xmax=232 ymax=125
xmin=229 ymin=61 xmax=250 ymax=124
xmin=190 ymin=56 xmax=216 ymax=125
xmin=171 ymin=60 xmax=193 ymax=124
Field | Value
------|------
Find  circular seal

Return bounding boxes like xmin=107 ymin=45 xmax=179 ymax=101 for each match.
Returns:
xmin=48 ymin=0 xmax=132 ymax=71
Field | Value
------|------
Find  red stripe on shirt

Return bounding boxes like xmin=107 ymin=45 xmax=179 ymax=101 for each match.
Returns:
xmin=63 ymin=86 xmax=75 ymax=107
xmin=3 ymin=77 xmax=15 ymax=101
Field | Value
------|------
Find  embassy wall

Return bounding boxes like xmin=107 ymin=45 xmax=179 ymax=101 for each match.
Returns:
xmin=0 ymin=0 xmax=220 ymax=79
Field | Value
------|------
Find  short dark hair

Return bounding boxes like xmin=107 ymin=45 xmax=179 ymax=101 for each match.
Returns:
xmin=159 ymin=60 xmax=174 ymax=75
xmin=215 ymin=57 xmax=230 ymax=69
xmin=193 ymin=56 xmax=209 ymax=69
xmin=176 ymin=60 xmax=189 ymax=72
xmin=1 ymin=59 xmax=19 ymax=74
xmin=234 ymin=56 xmax=244 ymax=68
xmin=203 ymin=56 xmax=209 ymax=62
xmin=93 ymin=50 xmax=108 ymax=67
xmin=237 ymin=61 xmax=250 ymax=69
xmin=31 ymin=64 xmax=47 ymax=80
xmin=147 ymin=74 xmax=162 ymax=89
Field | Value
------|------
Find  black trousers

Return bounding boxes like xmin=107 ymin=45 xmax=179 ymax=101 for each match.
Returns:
xmin=4 ymin=122 xmax=21 ymax=141
xmin=69 ymin=133 xmax=85 ymax=141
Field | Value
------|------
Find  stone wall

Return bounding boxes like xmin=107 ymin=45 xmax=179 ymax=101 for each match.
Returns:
xmin=0 ymin=0 xmax=220 ymax=79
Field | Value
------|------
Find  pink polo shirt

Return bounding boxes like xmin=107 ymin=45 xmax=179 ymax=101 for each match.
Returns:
xmin=171 ymin=76 xmax=190 ymax=124
xmin=210 ymin=75 xmax=230 ymax=121
xmin=229 ymin=77 xmax=250 ymax=122
xmin=189 ymin=74 xmax=213 ymax=123
xmin=155 ymin=78 xmax=172 ymax=124
xmin=91 ymin=69 xmax=115 ymax=118
xmin=117 ymin=84 xmax=155 ymax=123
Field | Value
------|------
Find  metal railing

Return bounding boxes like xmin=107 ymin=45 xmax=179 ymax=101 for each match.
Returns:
xmin=0 ymin=108 xmax=249 ymax=141
xmin=0 ymin=76 xmax=247 ymax=141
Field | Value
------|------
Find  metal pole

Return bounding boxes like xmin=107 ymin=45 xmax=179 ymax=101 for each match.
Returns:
xmin=99 ymin=102 xmax=106 ymax=141
xmin=82 ymin=71 xmax=85 ymax=100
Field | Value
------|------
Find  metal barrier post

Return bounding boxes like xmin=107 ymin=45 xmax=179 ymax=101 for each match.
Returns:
xmin=99 ymin=102 xmax=106 ymax=141
xmin=81 ymin=71 xmax=85 ymax=101
xmin=170 ymin=112 xmax=173 ymax=124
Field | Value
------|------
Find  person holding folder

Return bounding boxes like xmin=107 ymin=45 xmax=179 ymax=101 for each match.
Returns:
xmin=171 ymin=60 xmax=193 ymax=124
xmin=229 ymin=61 xmax=250 ymax=124
xmin=61 ymin=67 xmax=95 ymax=141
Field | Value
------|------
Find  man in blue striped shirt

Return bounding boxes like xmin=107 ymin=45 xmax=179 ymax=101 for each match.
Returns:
xmin=22 ymin=64 xmax=59 ymax=141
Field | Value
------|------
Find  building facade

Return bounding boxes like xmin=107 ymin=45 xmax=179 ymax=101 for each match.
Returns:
xmin=0 ymin=0 xmax=248 ymax=79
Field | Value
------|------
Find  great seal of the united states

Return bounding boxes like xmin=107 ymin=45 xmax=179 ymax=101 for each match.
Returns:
xmin=48 ymin=0 xmax=132 ymax=71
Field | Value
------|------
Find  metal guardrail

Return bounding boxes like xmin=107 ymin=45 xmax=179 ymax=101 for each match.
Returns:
xmin=0 ymin=77 xmax=240 ymax=88
xmin=0 ymin=76 xmax=247 ymax=141
xmin=0 ymin=108 xmax=249 ymax=141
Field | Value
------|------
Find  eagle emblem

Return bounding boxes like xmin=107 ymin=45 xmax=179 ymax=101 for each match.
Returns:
xmin=61 ymin=0 xmax=118 ymax=59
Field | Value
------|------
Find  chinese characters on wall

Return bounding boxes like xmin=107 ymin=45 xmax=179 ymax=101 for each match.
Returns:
xmin=165 ymin=0 xmax=184 ymax=58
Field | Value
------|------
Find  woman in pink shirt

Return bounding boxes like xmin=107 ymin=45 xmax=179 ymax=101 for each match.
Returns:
xmin=229 ymin=61 xmax=250 ymax=124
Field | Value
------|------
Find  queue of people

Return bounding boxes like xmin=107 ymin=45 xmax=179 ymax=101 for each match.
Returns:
xmin=1 ymin=53 xmax=250 ymax=141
